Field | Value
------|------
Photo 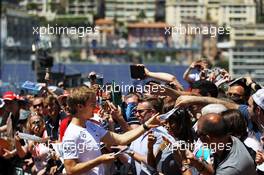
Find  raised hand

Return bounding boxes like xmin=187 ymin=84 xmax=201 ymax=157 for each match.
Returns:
xmin=145 ymin=113 xmax=160 ymax=129
xmin=256 ymin=151 xmax=264 ymax=165
xmin=108 ymin=102 xmax=123 ymax=121
xmin=2 ymin=148 xmax=14 ymax=159
xmin=147 ymin=131 xmax=157 ymax=149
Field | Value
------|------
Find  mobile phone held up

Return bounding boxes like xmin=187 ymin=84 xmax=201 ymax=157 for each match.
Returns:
xmin=111 ymin=80 xmax=122 ymax=107
xmin=130 ymin=65 xmax=146 ymax=80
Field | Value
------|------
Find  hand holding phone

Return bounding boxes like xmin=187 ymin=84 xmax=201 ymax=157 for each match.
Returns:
xmin=130 ymin=65 xmax=146 ymax=79
xmin=111 ymin=146 xmax=129 ymax=156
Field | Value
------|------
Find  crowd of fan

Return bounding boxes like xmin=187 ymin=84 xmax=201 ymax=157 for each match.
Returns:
xmin=0 ymin=60 xmax=264 ymax=175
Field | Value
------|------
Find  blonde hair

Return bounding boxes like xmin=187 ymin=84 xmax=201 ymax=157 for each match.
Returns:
xmin=26 ymin=114 xmax=45 ymax=135
xmin=67 ymin=86 xmax=96 ymax=114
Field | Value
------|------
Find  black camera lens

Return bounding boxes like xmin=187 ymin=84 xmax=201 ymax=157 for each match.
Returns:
xmin=89 ymin=74 xmax=96 ymax=80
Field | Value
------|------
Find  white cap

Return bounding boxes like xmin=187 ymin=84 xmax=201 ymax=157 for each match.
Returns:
xmin=252 ymin=89 xmax=264 ymax=110
xmin=201 ymin=104 xmax=227 ymax=116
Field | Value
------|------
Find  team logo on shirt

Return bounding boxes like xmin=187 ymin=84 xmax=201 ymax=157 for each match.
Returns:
xmin=63 ymin=140 xmax=77 ymax=154
xmin=80 ymin=131 xmax=87 ymax=139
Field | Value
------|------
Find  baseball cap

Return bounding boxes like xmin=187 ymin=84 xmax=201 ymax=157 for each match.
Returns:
xmin=252 ymin=89 xmax=264 ymax=110
xmin=0 ymin=98 xmax=5 ymax=108
xmin=3 ymin=91 xmax=18 ymax=101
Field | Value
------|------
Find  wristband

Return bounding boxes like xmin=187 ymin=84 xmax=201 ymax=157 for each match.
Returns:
xmin=143 ymin=123 xmax=150 ymax=131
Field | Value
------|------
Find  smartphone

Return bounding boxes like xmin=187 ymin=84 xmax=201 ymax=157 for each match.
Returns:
xmin=130 ymin=65 xmax=146 ymax=79
xmin=111 ymin=81 xmax=122 ymax=106
xmin=113 ymin=147 xmax=129 ymax=156
xmin=101 ymin=100 xmax=109 ymax=111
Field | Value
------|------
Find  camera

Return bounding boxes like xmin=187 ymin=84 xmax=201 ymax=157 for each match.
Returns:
xmin=89 ymin=74 xmax=97 ymax=81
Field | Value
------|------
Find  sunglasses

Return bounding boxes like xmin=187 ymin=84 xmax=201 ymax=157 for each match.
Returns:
xmin=135 ymin=108 xmax=152 ymax=114
xmin=227 ymin=93 xmax=243 ymax=98
xmin=31 ymin=120 xmax=41 ymax=125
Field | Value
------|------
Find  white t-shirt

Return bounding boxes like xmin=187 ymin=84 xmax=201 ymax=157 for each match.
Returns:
xmin=62 ymin=121 xmax=107 ymax=175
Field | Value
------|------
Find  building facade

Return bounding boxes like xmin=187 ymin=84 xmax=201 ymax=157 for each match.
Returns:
xmin=65 ymin=0 xmax=97 ymax=16
xmin=218 ymin=0 xmax=256 ymax=26
xmin=166 ymin=0 xmax=256 ymax=26
xmin=105 ymin=0 xmax=156 ymax=23
xmin=1 ymin=8 xmax=38 ymax=61
xmin=19 ymin=0 xmax=60 ymax=17
xmin=166 ymin=0 xmax=207 ymax=25
xmin=229 ymin=25 xmax=264 ymax=85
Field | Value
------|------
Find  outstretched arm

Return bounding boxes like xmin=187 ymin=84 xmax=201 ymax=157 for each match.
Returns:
xmin=144 ymin=67 xmax=184 ymax=90
xmin=175 ymin=95 xmax=239 ymax=109
xmin=64 ymin=153 xmax=115 ymax=175
xmin=183 ymin=62 xmax=196 ymax=84
xmin=101 ymin=113 xmax=160 ymax=146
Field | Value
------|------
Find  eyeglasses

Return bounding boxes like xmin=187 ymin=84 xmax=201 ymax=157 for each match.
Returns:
xmin=227 ymin=93 xmax=243 ymax=98
xmin=31 ymin=120 xmax=41 ymax=125
xmin=135 ymin=108 xmax=152 ymax=115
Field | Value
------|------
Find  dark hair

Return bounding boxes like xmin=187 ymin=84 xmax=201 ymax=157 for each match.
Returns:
xmin=201 ymin=113 xmax=228 ymax=138
xmin=230 ymin=82 xmax=250 ymax=99
xmin=162 ymin=100 xmax=176 ymax=114
xmin=44 ymin=95 xmax=60 ymax=109
xmin=163 ymin=104 xmax=194 ymax=142
xmin=192 ymin=80 xmax=218 ymax=97
xmin=125 ymin=93 xmax=140 ymax=101
xmin=221 ymin=109 xmax=248 ymax=141
xmin=253 ymin=100 xmax=264 ymax=114
xmin=139 ymin=96 xmax=163 ymax=113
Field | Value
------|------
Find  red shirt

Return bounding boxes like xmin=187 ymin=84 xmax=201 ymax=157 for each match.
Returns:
xmin=59 ymin=115 xmax=72 ymax=142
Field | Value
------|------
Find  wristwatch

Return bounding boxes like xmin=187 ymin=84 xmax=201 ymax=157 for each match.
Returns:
xmin=143 ymin=123 xmax=150 ymax=131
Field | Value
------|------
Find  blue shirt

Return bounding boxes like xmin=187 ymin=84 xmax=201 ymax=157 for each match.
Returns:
xmin=239 ymin=105 xmax=262 ymax=141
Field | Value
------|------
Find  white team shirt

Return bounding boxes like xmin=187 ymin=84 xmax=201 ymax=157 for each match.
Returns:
xmin=63 ymin=121 xmax=107 ymax=175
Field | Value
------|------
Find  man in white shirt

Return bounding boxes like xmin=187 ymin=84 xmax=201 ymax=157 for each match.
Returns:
xmin=127 ymin=97 xmax=164 ymax=175
xmin=62 ymin=86 xmax=160 ymax=175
